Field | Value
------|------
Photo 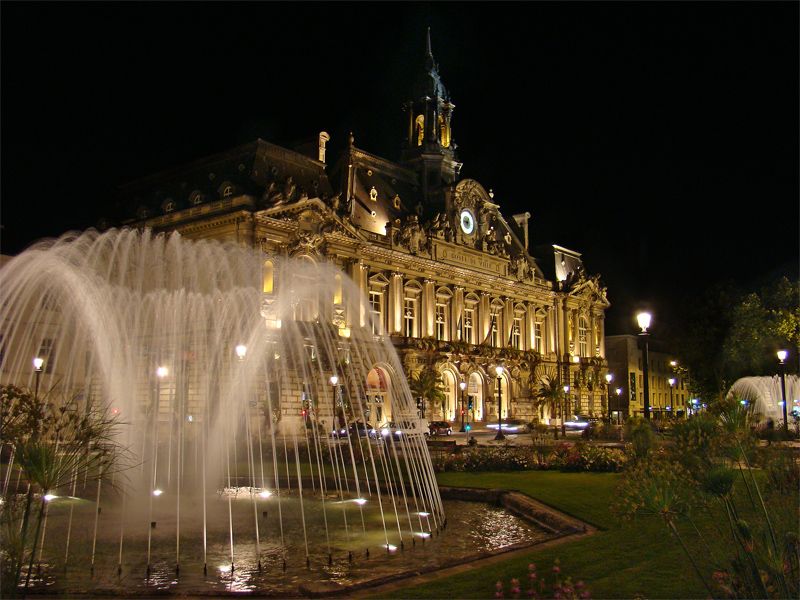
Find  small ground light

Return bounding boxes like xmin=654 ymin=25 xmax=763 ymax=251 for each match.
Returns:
xmin=219 ymin=564 xmax=231 ymax=573
xmin=258 ymin=490 xmax=271 ymax=498
xmin=353 ymin=498 xmax=367 ymax=505
xmin=417 ymin=511 xmax=430 ymax=517
xmin=415 ymin=532 xmax=431 ymax=538
xmin=384 ymin=544 xmax=397 ymax=552
xmin=152 ymin=489 xmax=163 ymax=496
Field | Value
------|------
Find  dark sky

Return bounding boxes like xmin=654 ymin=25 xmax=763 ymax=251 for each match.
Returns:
xmin=1 ymin=2 xmax=798 ymax=335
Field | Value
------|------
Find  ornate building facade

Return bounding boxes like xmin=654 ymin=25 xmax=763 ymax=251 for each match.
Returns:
xmin=120 ymin=33 xmax=611 ymax=429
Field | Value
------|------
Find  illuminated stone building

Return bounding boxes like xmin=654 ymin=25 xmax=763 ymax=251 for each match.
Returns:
xmin=120 ymin=33 xmax=611 ymax=428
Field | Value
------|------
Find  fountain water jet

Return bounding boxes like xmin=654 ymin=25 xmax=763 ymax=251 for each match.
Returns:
xmin=0 ymin=227 xmax=444 ymax=592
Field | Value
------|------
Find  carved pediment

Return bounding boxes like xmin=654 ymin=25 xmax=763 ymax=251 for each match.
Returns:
xmin=567 ymin=275 xmax=610 ymax=307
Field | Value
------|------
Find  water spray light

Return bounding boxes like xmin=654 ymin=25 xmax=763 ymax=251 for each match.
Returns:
xmin=152 ymin=489 xmax=163 ymax=497
xmin=258 ymin=490 xmax=272 ymax=499
xmin=415 ymin=532 xmax=431 ymax=538
xmin=417 ymin=511 xmax=430 ymax=517
xmin=384 ymin=544 xmax=398 ymax=552
xmin=219 ymin=564 xmax=231 ymax=573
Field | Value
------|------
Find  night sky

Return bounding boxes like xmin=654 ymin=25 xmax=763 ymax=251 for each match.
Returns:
xmin=1 ymin=2 xmax=797 ymax=335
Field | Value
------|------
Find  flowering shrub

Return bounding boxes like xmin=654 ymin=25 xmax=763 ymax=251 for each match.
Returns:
xmin=549 ymin=442 xmax=628 ymax=472
xmin=495 ymin=560 xmax=591 ymax=599
xmin=431 ymin=443 xmax=627 ymax=473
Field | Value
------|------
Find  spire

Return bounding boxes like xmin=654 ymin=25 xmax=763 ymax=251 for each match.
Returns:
xmin=425 ymin=27 xmax=436 ymax=72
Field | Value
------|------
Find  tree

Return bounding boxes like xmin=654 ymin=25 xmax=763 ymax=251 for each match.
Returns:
xmin=408 ymin=368 xmax=446 ymax=420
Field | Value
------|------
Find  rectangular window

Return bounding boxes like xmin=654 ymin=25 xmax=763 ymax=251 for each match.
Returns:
xmin=435 ymin=303 xmax=447 ymax=341
xmin=512 ymin=317 xmax=522 ymax=349
xmin=369 ymin=290 xmax=383 ymax=335
xmin=534 ymin=321 xmax=543 ymax=353
xmin=463 ymin=307 xmax=475 ymax=344
xmin=403 ymin=297 xmax=417 ymax=337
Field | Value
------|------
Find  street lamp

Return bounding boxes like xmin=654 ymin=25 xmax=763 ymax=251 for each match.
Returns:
xmin=615 ymin=387 xmax=623 ymax=424
xmin=604 ymin=373 xmax=613 ymax=423
xmin=636 ymin=311 xmax=652 ymax=420
xmin=494 ymin=366 xmax=504 ymax=441
xmin=562 ymin=385 xmax=570 ymax=437
xmin=459 ymin=381 xmax=467 ymax=432
xmin=777 ymin=350 xmax=788 ymax=435
xmin=235 ymin=344 xmax=247 ymax=361
xmin=668 ymin=378 xmax=675 ymax=420
xmin=32 ymin=357 xmax=44 ymax=402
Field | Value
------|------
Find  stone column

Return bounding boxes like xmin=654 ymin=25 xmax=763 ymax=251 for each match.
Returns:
xmin=389 ymin=272 xmax=403 ymax=335
xmin=423 ymin=279 xmax=435 ymax=337
xmin=480 ymin=292 xmax=491 ymax=344
xmin=453 ymin=286 xmax=465 ymax=340
xmin=503 ymin=298 xmax=514 ymax=348
xmin=526 ymin=303 xmax=536 ymax=352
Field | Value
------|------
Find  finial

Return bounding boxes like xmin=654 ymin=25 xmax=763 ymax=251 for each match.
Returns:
xmin=349 ymin=131 xmax=355 ymax=147
xmin=426 ymin=27 xmax=432 ymax=57
xmin=489 ymin=189 xmax=494 ymax=199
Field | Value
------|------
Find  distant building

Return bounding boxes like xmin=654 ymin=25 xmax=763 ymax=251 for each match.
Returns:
xmin=116 ymin=32 xmax=612 ymax=429
xmin=605 ymin=335 xmax=690 ymax=419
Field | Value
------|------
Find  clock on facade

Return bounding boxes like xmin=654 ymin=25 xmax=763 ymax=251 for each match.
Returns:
xmin=459 ymin=209 xmax=475 ymax=235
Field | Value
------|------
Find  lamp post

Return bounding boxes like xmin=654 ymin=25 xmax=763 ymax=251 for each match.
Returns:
xmin=615 ymin=387 xmax=623 ymax=424
xmin=636 ymin=312 xmax=652 ymax=420
xmin=604 ymin=373 xmax=613 ymax=423
xmin=494 ymin=366 xmax=504 ymax=441
xmin=32 ymin=357 xmax=44 ymax=402
xmin=562 ymin=385 xmax=570 ymax=437
xmin=459 ymin=381 xmax=467 ymax=432
xmin=777 ymin=350 xmax=788 ymax=436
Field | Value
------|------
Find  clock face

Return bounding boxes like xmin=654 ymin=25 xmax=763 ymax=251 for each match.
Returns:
xmin=460 ymin=209 xmax=475 ymax=235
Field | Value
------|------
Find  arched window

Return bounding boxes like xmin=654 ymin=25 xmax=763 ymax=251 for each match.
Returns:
xmin=415 ymin=114 xmax=424 ymax=146
xmin=262 ymin=260 xmax=274 ymax=294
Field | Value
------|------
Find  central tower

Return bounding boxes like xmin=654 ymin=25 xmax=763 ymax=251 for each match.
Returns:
xmin=401 ymin=28 xmax=462 ymax=212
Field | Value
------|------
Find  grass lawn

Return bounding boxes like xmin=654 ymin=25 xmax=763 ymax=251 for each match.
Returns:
xmin=367 ymin=470 xmax=718 ymax=599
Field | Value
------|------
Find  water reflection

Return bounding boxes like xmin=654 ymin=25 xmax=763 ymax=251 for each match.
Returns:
xmin=23 ymin=499 xmax=551 ymax=596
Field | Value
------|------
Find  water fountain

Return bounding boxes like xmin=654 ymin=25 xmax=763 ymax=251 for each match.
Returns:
xmin=729 ymin=375 xmax=800 ymax=423
xmin=1 ymin=227 xmax=485 ymax=595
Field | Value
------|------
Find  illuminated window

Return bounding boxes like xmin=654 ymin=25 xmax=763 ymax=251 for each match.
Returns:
xmin=404 ymin=297 xmax=417 ymax=337
xmin=415 ymin=114 xmax=424 ymax=146
xmin=578 ymin=316 xmax=588 ymax=357
xmin=490 ymin=313 xmax=499 ymax=347
xmin=262 ymin=260 xmax=274 ymax=294
xmin=223 ymin=185 xmax=234 ymax=198
xmin=463 ymin=306 xmax=475 ymax=344
xmin=534 ymin=321 xmax=543 ymax=353
xmin=435 ymin=303 xmax=447 ymax=340
xmin=512 ymin=317 xmax=522 ymax=350
xmin=369 ymin=290 xmax=384 ymax=335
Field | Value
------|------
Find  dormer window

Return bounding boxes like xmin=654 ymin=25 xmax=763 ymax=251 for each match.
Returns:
xmin=223 ymin=185 xmax=233 ymax=198
xmin=190 ymin=191 xmax=205 ymax=205
xmin=369 ymin=186 xmax=378 ymax=202
xmin=163 ymin=199 xmax=176 ymax=213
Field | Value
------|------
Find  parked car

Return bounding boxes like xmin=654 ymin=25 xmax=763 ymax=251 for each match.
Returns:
xmin=485 ymin=418 xmax=529 ymax=433
xmin=563 ymin=415 xmax=592 ymax=431
xmin=428 ymin=420 xmax=453 ymax=435
xmin=332 ymin=421 xmax=375 ymax=439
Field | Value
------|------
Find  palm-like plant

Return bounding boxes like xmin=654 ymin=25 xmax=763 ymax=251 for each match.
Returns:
xmin=0 ymin=385 xmax=124 ymax=595
xmin=408 ymin=368 xmax=446 ymax=420
xmin=534 ymin=375 xmax=565 ymax=438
